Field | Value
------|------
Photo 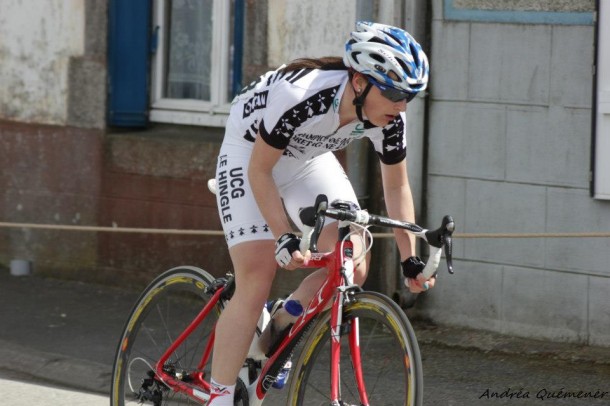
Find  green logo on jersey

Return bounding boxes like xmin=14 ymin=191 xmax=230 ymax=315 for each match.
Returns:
xmin=333 ymin=98 xmax=340 ymax=112
xmin=350 ymin=123 xmax=365 ymax=136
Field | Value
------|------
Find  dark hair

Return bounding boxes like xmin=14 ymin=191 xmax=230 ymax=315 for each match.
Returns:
xmin=280 ymin=56 xmax=348 ymax=73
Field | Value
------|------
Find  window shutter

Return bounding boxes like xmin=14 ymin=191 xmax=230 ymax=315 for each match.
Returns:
xmin=107 ymin=0 xmax=151 ymax=127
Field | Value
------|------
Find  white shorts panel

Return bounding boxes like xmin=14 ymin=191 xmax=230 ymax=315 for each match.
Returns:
xmin=215 ymin=147 xmax=359 ymax=248
xmin=276 ymin=152 xmax=359 ymax=230
xmin=215 ymin=149 xmax=274 ymax=247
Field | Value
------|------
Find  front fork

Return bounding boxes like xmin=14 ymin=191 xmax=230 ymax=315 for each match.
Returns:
xmin=329 ymin=288 xmax=345 ymax=401
xmin=329 ymin=286 xmax=369 ymax=405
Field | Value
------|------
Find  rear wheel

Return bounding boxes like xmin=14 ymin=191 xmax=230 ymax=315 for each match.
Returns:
xmin=288 ymin=291 xmax=424 ymax=405
xmin=110 ymin=266 xmax=236 ymax=405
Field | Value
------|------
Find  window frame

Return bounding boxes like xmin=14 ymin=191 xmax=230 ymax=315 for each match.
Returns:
xmin=149 ymin=0 xmax=232 ymax=127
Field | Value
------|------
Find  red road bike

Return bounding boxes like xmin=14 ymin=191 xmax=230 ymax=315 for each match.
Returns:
xmin=110 ymin=194 xmax=454 ymax=405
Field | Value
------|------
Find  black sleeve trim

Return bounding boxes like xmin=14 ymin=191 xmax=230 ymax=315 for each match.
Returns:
xmin=259 ymin=119 xmax=290 ymax=150
xmin=376 ymin=115 xmax=407 ymax=164
xmin=376 ymin=150 xmax=407 ymax=165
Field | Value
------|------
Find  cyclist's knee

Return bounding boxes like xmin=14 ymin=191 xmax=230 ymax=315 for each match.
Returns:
xmin=232 ymin=266 xmax=275 ymax=301
xmin=229 ymin=240 xmax=277 ymax=303
xmin=354 ymin=259 xmax=368 ymax=285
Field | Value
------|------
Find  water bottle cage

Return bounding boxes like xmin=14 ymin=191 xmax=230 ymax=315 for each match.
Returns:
xmin=265 ymin=321 xmax=294 ymax=358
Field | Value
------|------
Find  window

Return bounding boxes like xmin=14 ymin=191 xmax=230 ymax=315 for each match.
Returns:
xmin=149 ymin=0 xmax=236 ymax=127
xmin=593 ymin=0 xmax=610 ymax=199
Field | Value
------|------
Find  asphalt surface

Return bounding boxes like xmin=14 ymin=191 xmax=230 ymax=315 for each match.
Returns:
xmin=1 ymin=270 xmax=609 ymax=405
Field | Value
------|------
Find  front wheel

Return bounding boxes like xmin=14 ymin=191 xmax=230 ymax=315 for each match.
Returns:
xmin=288 ymin=291 xmax=424 ymax=406
xmin=110 ymin=266 xmax=232 ymax=405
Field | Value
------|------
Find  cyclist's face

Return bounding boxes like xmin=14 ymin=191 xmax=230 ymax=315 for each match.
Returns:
xmin=364 ymin=84 xmax=407 ymax=127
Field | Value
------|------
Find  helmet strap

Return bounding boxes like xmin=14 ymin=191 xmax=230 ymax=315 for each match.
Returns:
xmin=352 ymin=82 xmax=375 ymax=128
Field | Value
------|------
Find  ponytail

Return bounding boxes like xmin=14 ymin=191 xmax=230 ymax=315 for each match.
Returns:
xmin=280 ymin=56 xmax=347 ymax=73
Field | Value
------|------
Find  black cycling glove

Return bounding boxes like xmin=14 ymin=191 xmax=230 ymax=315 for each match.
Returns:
xmin=401 ymin=256 xmax=426 ymax=279
xmin=275 ymin=233 xmax=301 ymax=267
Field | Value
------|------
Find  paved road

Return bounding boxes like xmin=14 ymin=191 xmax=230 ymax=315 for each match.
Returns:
xmin=3 ymin=343 xmax=609 ymax=405
xmin=1 ymin=271 xmax=609 ymax=405
xmin=420 ymin=343 xmax=610 ymax=405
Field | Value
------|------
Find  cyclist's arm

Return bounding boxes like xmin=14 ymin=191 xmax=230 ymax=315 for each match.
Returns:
xmin=249 ymin=135 xmax=309 ymax=269
xmin=380 ymin=159 xmax=435 ymax=292
xmin=380 ymin=158 xmax=416 ymax=259
xmin=248 ymin=134 xmax=292 ymax=239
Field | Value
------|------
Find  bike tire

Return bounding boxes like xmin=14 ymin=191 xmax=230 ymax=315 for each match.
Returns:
xmin=287 ymin=291 xmax=424 ymax=406
xmin=110 ymin=266 xmax=230 ymax=406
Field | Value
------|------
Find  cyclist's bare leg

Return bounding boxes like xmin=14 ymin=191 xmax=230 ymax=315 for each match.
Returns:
xmin=210 ymin=239 xmax=277 ymax=386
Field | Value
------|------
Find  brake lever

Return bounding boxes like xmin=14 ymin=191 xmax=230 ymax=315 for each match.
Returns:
xmin=442 ymin=215 xmax=455 ymax=274
xmin=424 ymin=215 xmax=455 ymax=275
xmin=298 ymin=194 xmax=328 ymax=253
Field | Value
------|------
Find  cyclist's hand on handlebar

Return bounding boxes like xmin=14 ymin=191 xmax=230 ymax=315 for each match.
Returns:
xmin=407 ymin=274 xmax=437 ymax=293
xmin=275 ymin=233 xmax=311 ymax=270
xmin=402 ymin=256 xmax=436 ymax=293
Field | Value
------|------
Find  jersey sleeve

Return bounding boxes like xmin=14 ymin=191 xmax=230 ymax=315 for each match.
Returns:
xmin=368 ymin=114 xmax=408 ymax=164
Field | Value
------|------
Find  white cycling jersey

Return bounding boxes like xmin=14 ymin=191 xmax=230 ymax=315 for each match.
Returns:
xmin=225 ymin=68 xmax=407 ymax=164
xmin=216 ymin=67 xmax=409 ymax=247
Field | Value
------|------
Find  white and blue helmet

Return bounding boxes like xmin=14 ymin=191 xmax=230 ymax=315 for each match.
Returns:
xmin=344 ymin=22 xmax=429 ymax=94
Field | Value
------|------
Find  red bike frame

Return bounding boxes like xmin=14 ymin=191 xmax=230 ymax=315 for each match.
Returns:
xmin=152 ymin=233 xmax=366 ymax=405
xmin=256 ymin=236 xmax=360 ymax=402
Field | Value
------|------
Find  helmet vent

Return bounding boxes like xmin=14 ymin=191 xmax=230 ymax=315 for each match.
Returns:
xmin=351 ymin=51 xmax=362 ymax=63
xmin=370 ymin=53 xmax=385 ymax=63
xmin=389 ymin=70 xmax=402 ymax=82
xmin=385 ymin=32 xmax=402 ymax=44
xmin=374 ymin=64 xmax=386 ymax=73
xmin=368 ymin=37 xmax=387 ymax=45
xmin=396 ymin=59 xmax=410 ymax=76
xmin=409 ymin=43 xmax=421 ymax=65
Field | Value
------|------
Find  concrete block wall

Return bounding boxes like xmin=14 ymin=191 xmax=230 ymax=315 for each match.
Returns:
xmin=418 ymin=0 xmax=609 ymax=346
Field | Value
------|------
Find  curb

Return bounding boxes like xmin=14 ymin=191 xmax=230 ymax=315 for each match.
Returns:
xmin=412 ymin=320 xmax=610 ymax=366
xmin=0 ymin=338 xmax=111 ymax=395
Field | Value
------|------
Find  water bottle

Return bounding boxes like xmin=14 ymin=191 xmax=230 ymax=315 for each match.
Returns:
xmin=258 ymin=299 xmax=303 ymax=356
xmin=273 ymin=299 xmax=304 ymax=330
xmin=261 ymin=299 xmax=303 ymax=389
xmin=246 ymin=305 xmax=271 ymax=361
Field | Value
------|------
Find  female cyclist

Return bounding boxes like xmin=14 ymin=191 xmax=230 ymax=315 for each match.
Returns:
xmin=209 ymin=21 xmax=434 ymax=405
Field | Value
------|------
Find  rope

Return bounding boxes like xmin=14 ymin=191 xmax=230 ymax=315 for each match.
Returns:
xmin=453 ymin=232 xmax=610 ymax=239
xmin=372 ymin=231 xmax=610 ymax=238
xmin=0 ymin=221 xmax=608 ymax=238
xmin=0 ymin=222 xmax=224 ymax=236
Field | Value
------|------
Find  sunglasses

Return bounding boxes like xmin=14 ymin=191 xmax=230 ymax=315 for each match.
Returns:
xmin=369 ymin=78 xmax=418 ymax=103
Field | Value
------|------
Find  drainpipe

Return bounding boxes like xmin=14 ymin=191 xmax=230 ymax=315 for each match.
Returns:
xmin=393 ymin=0 xmax=433 ymax=308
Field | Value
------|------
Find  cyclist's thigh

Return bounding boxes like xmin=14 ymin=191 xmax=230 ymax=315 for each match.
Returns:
xmin=278 ymin=151 xmax=359 ymax=232
xmin=215 ymin=147 xmax=274 ymax=249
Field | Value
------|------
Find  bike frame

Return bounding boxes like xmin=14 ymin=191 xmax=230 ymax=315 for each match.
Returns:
xmin=152 ymin=220 xmax=366 ymax=405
